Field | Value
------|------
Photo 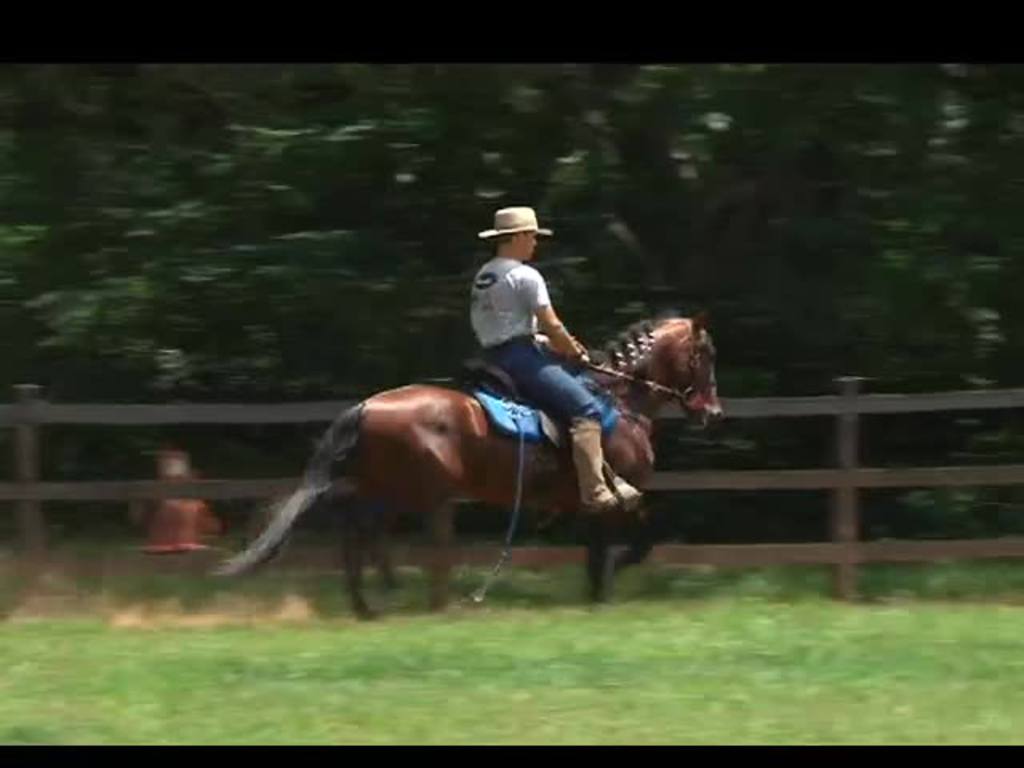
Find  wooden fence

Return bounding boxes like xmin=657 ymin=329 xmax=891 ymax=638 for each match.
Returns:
xmin=4 ymin=378 xmax=1024 ymax=599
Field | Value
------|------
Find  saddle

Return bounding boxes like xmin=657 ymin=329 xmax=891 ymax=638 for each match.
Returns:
xmin=458 ymin=357 xmax=619 ymax=446
xmin=460 ymin=358 xmax=522 ymax=401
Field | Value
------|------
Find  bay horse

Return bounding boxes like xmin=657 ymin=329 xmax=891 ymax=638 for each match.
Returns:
xmin=216 ymin=312 xmax=723 ymax=617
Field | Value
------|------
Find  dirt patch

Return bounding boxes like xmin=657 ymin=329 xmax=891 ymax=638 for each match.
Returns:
xmin=103 ymin=593 xmax=319 ymax=629
xmin=3 ymin=584 xmax=325 ymax=628
xmin=6 ymin=594 xmax=94 ymax=622
xmin=273 ymin=593 xmax=316 ymax=622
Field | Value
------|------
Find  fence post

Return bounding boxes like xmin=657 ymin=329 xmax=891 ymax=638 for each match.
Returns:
xmin=14 ymin=384 xmax=45 ymax=558
xmin=832 ymin=376 xmax=862 ymax=600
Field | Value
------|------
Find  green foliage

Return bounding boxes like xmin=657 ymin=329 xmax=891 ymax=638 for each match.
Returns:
xmin=4 ymin=64 xmax=1024 ymax=541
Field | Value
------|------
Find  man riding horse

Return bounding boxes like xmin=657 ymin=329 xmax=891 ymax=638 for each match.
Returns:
xmin=217 ymin=205 xmax=723 ymax=617
xmin=471 ymin=206 xmax=643 ymax=517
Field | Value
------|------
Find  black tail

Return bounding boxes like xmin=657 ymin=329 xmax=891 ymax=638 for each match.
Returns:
xmin=214 ymin=402 xmax=365 ymax=576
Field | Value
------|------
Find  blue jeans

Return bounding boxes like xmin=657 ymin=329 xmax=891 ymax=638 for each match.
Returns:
xmin=483 ymin=338 xmax=603 ymax=425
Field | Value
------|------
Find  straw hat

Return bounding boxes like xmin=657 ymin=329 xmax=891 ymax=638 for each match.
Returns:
xmin=478 ymin=207 xmax=553 ymax=240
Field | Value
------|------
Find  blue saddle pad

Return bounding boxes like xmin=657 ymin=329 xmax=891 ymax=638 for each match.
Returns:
xmin=472 ymin=377 xmax=620 ymax=444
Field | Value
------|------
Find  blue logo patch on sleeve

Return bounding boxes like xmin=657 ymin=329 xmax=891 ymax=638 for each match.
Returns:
xmin=473 ymin=272 xmax=497 ymax=290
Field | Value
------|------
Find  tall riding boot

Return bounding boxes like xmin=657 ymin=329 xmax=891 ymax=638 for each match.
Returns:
xmin=570 ymin=418 xmax=642 ymax=514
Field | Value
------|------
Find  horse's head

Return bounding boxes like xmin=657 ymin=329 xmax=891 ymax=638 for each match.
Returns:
xmin=650 ymin=311 xmax=724 ymax=428
xmin=594 ymin=310 xmax=724 ymax=427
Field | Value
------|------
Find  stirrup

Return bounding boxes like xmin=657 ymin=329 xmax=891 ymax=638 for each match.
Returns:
xmin=581 ymin=493 xmax=621 ymax=516
xmin=603 ymin=462 xmax=643 ymax=514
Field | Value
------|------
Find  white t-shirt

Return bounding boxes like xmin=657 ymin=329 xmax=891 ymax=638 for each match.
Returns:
xmin=470 ymin=257 xmax=551 ymax=348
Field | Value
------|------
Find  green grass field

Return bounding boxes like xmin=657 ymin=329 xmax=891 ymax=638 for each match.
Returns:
xmin=4 ymin=561 xmax=1024 ymax=744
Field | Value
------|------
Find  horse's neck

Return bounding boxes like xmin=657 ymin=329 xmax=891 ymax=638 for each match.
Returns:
xmin=599 ymin=319 xmax=690 ymax=419
xmin=622 ymin=387 xmax=671 ymax=421
xmin=606 ymin=331 xmax=688 ymax=421
xmin=596 ymin=373 xmax=668 ymax=422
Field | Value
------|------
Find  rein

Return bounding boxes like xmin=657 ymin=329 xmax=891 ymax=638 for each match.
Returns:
xmin=583 ymin=361 xmax=694 ymax=405
xmin=465 ymin=412 xmax=528 ymax=605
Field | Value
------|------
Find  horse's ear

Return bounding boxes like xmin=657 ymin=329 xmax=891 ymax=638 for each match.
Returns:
xmin=693 ymin=310 xmax=710 ymax=333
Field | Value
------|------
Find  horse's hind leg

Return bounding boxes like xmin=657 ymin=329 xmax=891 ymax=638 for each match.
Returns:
xmin=368 ymin=502 xmax=399 ymax=591
xmin=427 ymin=502 xmax=455 ymax=612
xmin=342 ymin=503 xmax=374 ymax=620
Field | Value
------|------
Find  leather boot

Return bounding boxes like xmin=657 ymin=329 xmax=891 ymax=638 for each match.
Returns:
xmin=570 ymin=418 xmax=639 ymax=514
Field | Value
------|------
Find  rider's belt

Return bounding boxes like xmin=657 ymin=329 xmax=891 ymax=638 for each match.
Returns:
xmin=484 ymin=335 xmax=535 ymax=351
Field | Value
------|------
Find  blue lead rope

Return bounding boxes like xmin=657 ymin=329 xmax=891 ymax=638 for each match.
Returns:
xmin=469 ymin=413 xmax=527 ymax=604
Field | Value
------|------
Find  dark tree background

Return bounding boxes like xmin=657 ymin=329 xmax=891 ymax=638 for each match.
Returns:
xmin=4 ymin=64 xmax=1024 ymax=544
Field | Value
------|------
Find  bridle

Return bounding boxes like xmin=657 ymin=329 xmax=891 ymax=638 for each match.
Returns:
xmin=583 ymin=358 xmax=702 ymax=415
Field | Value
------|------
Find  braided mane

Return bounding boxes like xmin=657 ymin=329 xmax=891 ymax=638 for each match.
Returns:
xmin=591 ymin=312 xmax=683 ymax=373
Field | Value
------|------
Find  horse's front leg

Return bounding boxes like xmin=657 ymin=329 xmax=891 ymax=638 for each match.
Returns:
xmin=584 ymin=513 xmax=612 ymax=603
xmin=614 ymin=509 xmax=654 ymax=573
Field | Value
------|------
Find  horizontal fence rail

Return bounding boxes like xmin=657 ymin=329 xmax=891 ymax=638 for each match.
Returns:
xmin=5 ymin=380 xmax=1024 ymax=600
xmin=3 ymin=465 xmax=1024 ymax=502
xmin=4 ymin=387 xmax=1024 ymax=427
